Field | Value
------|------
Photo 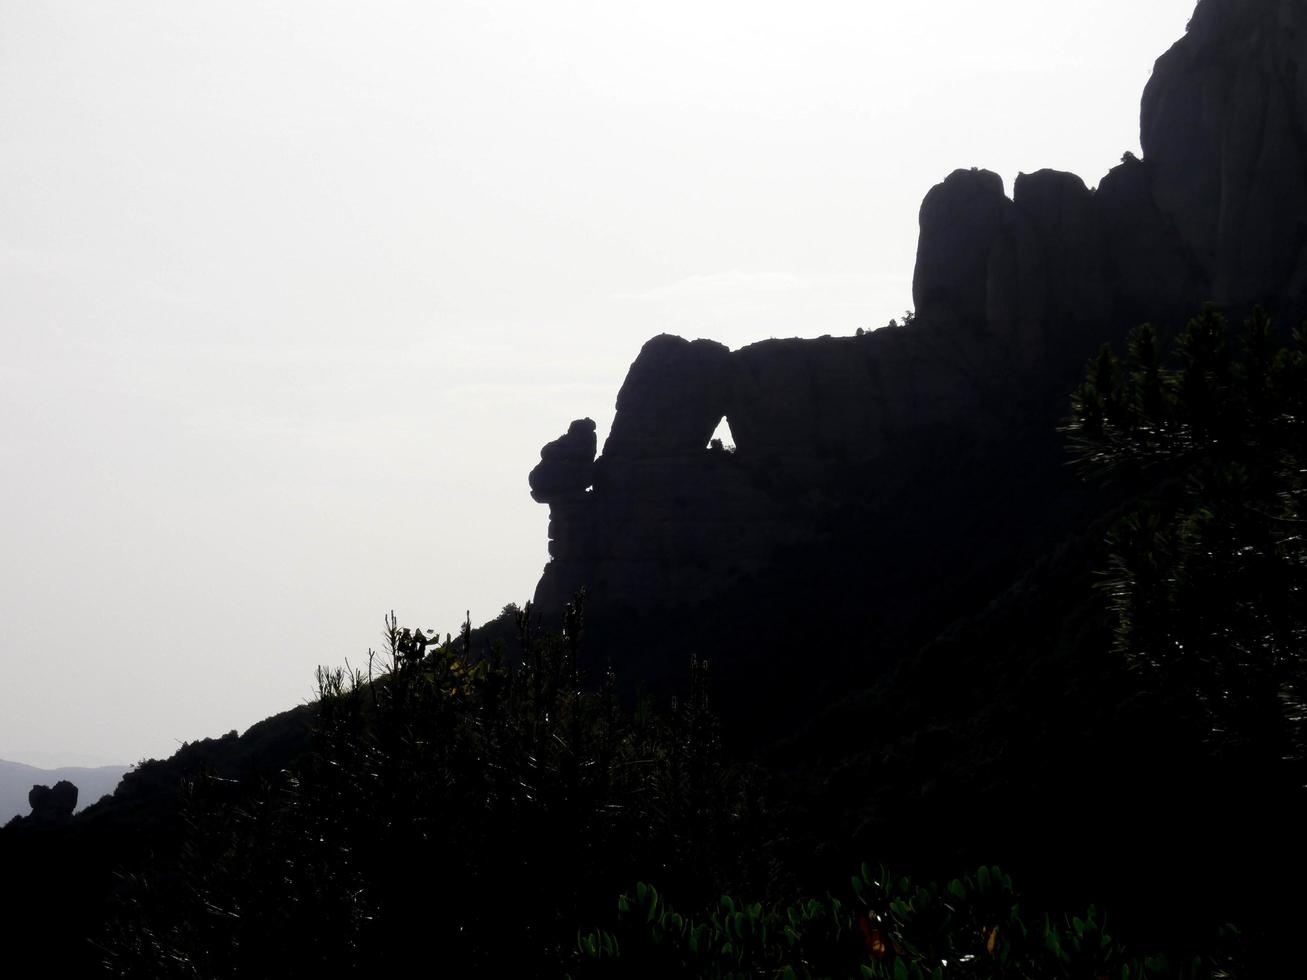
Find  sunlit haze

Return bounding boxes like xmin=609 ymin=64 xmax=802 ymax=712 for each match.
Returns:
xmin=1 ymin=0 xmax=1197 ymax=767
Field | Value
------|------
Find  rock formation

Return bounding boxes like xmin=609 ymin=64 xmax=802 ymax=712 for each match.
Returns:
xmin=1142 ymin=0 xmax=1307 ymax=310
xmin=27 ymin=780 xmax=78 ymax=824
xmin=602 ymin=337 xmax=732 ymax=459
xmin=526 ymin=0 xmax=1307 ymax=678
xmin=529 ymin=418 xmax=596 ymax=505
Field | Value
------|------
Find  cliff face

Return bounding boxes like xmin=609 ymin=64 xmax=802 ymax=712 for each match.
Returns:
xmin=1142 ymin=0 xmax=1307 ymax=309
xmin=528 ymin=0 xmax=1307 ymax=670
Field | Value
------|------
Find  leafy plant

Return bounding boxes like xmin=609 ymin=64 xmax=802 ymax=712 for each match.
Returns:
xmin=573 ymin=864 xmax=1219 ymax=979
xmin=102 ymin=597 xmax=767 ymax=977
xmin=1065 ymin=307 xmax=1307 ymax=771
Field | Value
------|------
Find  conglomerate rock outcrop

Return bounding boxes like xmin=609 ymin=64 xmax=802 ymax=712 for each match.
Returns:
xmin=1142 ymin=0 xmax=1307 ymax=310
xmin=528 ymin=0 xmax=1307 ymax=660
xmin=26 ymin=780 xmax=78 ymax=825
xmin=529 ymin=418 xmax=596 ymax=505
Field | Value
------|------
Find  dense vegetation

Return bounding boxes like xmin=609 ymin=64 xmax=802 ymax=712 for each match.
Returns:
xmin=1067 ymin=307 xmax=1306 ymax=774
xmin=570 ymin=865 xmax=1235 ymax=980
xmin=3 ymin=307 xmax=1305 ymax=977
xmin=100 ymin=602 xmax=774 ymax=977
xmin=97 ymin=602 xmax=1229 ymax=979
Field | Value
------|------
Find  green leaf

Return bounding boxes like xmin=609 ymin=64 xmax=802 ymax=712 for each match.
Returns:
xmin=893 ymin=958 xmax=909 ymax=980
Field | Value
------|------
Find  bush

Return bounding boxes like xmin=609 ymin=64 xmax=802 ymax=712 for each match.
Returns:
xmin=102 ymin=598 xmax=770 ymax=977
xmin=1065 ymin=307 xmax=1307 ymax=772
xmin=574 ymin=865 xmax=1230 ymax=980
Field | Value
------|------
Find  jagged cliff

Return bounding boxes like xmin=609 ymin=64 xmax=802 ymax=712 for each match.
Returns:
xmin=528 ymin=0 xmax=1307 ymax=687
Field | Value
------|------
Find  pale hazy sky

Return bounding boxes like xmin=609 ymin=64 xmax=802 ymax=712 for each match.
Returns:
xmin=2 ymin=0 xmax=1197 ymax=768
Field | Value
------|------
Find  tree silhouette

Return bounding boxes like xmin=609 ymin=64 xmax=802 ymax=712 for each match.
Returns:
xmin=1065 ymin=306 xmax=1307 ymax=772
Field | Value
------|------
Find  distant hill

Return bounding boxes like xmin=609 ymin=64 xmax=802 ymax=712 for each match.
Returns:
xmin=0 ymin=758 xmax=128 ymax=823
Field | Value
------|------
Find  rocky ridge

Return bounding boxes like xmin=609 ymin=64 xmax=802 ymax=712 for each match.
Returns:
xmin=528 ymin=0 xmax=1307 ymax=682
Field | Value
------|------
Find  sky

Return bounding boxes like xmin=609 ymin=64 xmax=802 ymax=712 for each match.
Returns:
xmin=0 ymin=0 xmax=1199 ymax=768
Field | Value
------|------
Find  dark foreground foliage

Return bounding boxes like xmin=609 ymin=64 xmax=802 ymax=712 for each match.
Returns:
xmin=101 ymin=600 xmax=774 ymax=977
xmin=98 ymin=597 xmax=1236 ymax=979
xmin=1067 ymin=306 xmax=1307 ymax=774
xmin=573 ymin=865 xmax=1240 ymax=980
xmin=4 ymin=306 xmax=1304 ymax=977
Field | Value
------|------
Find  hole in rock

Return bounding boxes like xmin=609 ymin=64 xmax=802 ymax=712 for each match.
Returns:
xmin=707 ymin=417 xmax=736 ymax=453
